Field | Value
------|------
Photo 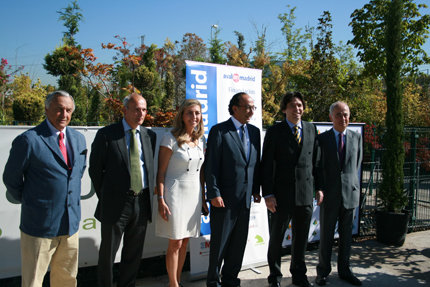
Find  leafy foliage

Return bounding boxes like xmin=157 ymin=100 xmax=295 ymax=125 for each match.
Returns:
xmin=11 ymin=75 xmax=46 ymax=123
xmin=379 ymin=0 xmax=408 ymax=213
xmin=349 ymin=0 xmax=430 ymax=77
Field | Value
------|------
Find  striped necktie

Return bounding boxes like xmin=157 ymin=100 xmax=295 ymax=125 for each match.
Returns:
xmin=293 ymin=125 xmax=301 ymax=144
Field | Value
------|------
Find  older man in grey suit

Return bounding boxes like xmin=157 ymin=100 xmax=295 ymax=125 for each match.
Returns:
xmin=315 ymin=101 xmax=363 ymax=286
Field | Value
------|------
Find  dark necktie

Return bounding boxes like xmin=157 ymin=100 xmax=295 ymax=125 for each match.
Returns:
xmin=240 ymin=125 xmax=248 ymax=159
xmin=294 ymin=125 xmax=301 ymax=144
xmin=338 ymin=133 xmax=345 ymax=169
xmin=59 ymin=132 xmax=70 ymax=168
xmin=130 ymin=129 xmax=143 ymax=194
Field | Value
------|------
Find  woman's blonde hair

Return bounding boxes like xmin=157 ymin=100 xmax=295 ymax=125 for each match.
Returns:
xmin=171 ymin=99 xmax=205 ymax=147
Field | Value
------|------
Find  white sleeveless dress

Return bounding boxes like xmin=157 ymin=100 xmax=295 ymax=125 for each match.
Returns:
xmin=155 ymin=132 xmax=205 ymax=239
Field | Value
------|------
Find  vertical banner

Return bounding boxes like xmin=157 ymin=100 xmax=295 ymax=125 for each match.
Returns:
xmin=186 ymin=61 xmax=268 ymax=279
xmin=281 ymin=123 xmax=364 ymax=246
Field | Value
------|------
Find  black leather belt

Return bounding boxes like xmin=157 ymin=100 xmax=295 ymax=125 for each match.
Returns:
xmin=126 ymin=188 xmax=149 ymax=197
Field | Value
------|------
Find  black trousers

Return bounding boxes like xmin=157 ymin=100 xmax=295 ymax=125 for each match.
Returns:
xmin=97 ymin=190 xmax=150 ymax=287
xmin=317 ymin=200 xmax=354 ymax=277
xmin=206 ymin=206 xmax=250 ymax=287
xmin=267 ymin=205 xmax=313 ymax=283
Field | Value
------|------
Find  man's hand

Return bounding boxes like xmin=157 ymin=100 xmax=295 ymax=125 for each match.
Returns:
xmin=264 ymin=196 xmax=277 ymax=213
xmin=211 ymin=196 xmax=225 ymax=208
xmin=316 ymin=190 xmax=324 ymax=206
xmin=253 ymin=193 xmax=262 ymax=203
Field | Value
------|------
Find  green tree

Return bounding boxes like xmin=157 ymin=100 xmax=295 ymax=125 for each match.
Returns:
xmin=44 ymin=0 xmax=86 ymax=124
xmin=58 ymin=0 xmax=83 ymax=46
xmin=349 ymin=0 xmax=430 ymax=78
xmin=306 ymin=11 xmax=340 ymax=121
xmin=135 ymin=44 xmax=163 ymax=111
xmin=379 ymin=0 xmax=407 ymax=212
xmin=209 ymin=28 xmax=226 ymax=64
xmin=11 ymin=75 xmax=46 ymax=123
xmin=278 ymin=5 xmax=311 ymax=61
xmin=234 ymin=31 xmax=246 ymax=52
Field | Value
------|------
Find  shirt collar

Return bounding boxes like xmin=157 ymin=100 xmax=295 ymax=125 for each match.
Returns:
xmin=286 ymin=119 xmax=301 ymax=130
xmin=45 ymin=119 xmax=66 ymax=136
xmin=333 ymin=127 xmax=347 ymax=137
xmin=122 ymin=118 xmax=139 ymax=133
xmin=231 ymin=116 xmax=246 ymax=130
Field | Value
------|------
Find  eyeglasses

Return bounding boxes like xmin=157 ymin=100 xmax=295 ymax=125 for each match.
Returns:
xmin=238 ymin=105 xmax=257 ymax=111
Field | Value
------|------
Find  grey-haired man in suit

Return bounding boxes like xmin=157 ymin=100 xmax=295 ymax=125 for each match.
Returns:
xmin=89 ymin=93 xmax=156 ymax=287
xmin=315 ymin=101 xmax=362 ymax=286
xmin=3 ymin=90 xmax=87 ymax=287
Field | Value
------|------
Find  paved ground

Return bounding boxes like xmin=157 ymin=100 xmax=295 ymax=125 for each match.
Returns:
xmin=136 ymin=230 xmax=430 ymax=287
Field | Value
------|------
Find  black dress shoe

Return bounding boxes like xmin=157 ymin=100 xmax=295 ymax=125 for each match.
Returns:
xmin=315 ymin=275 xmax=327 ymax=286
xmin=292 ymin=276 xmax=313 ymax=287
xmin=269 ymin=282 xmax=280 ymax=287
xmin=339 ymin=274 xmax=362 ymax=286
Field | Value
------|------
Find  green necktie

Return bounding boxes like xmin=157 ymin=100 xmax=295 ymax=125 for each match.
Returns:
xmin=129 ymin=129 xmax=143 ymax=194
xmin=294 ymin=125 xmax=301 ymax=144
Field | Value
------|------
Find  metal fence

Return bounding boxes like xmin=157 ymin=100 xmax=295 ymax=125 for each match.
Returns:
xmin=360 ymin=127 xmax=430 ymax=236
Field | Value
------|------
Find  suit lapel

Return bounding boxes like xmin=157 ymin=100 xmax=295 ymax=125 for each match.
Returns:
xmin=115 ymin=123 xmax=130 ymax=173
xmin=281 ymin=120 xmax=300 ymax=152
xmin=66 ymin=128 xmax=77 ymax=167
xmin=39 ymin=120 xmax=68 ymax=169
xmin=345 ymin=130 xmax=353 ymax=165
xmin=227 ymin=119 xmax=247 ymax=161
xmin=139 ymin=126 xmax=152 ymax=169
xmin=328 ymin=128 xmax=341 ymax=168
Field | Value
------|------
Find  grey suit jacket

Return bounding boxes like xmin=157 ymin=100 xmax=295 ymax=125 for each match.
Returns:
xmin=89 ymin=121 xmax=156 ymax=224
xmin=3 ymin=120 xmax=87 ymax=237
xmin=205 ymin=118 xmax=261 ymax=209
xmin=316 ymin=128 xmax=363 ymax=209
xmin=261 ymin=120 xmax=318 ymax=210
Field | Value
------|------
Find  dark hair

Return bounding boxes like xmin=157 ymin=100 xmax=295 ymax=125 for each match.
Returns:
xmin=228 ymin=92 xmax=248 ymax=115
xmin=280 ymin=91 xmax=306 ymax=113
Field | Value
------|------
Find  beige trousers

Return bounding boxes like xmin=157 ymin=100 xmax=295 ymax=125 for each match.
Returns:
xmin=20 ymin=231 xmax=79 ymax=287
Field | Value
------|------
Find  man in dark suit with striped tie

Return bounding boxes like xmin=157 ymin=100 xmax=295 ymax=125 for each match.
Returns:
xmin=261 ymin=92 xmax=319 ymax=287
xmin=315 ymin=101 xmax=362 ymax=286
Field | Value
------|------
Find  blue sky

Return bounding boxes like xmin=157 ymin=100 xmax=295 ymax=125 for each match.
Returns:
xmin=1 ymin=0 xmax=429 ymax=86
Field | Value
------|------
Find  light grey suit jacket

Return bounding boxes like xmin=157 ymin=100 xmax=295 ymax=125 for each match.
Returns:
xmin=316 ymin=128 xmax=362 ymax=209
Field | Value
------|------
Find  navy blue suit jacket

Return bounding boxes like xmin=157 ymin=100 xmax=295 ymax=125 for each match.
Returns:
xmin=205 ymin=118 xmax=261 ymax=209
xmin=3 ymin=120 xmax=87 ymax=237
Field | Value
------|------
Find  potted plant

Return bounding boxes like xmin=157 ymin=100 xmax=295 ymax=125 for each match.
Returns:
xmin=376 ymin=0 xmax=409 ymax=246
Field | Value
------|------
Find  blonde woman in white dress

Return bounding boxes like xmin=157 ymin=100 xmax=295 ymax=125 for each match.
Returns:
xmin=155 ymin=99 xmax=208 ymax=287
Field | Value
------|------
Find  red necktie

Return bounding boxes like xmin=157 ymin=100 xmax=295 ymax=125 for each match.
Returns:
xmin=59 ymin=132 xmax=70 ymax=168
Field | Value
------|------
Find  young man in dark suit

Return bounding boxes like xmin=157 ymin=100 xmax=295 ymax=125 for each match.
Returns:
xmin=261 ymin=92 xmax=318 ymax=287
xmin=315 ymin=101 xmax=362 ymax=286
xmin=205 ymin=92 xmax=261 ymax=287
xmin=89 ymin=93 xmax=156 ymax=287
